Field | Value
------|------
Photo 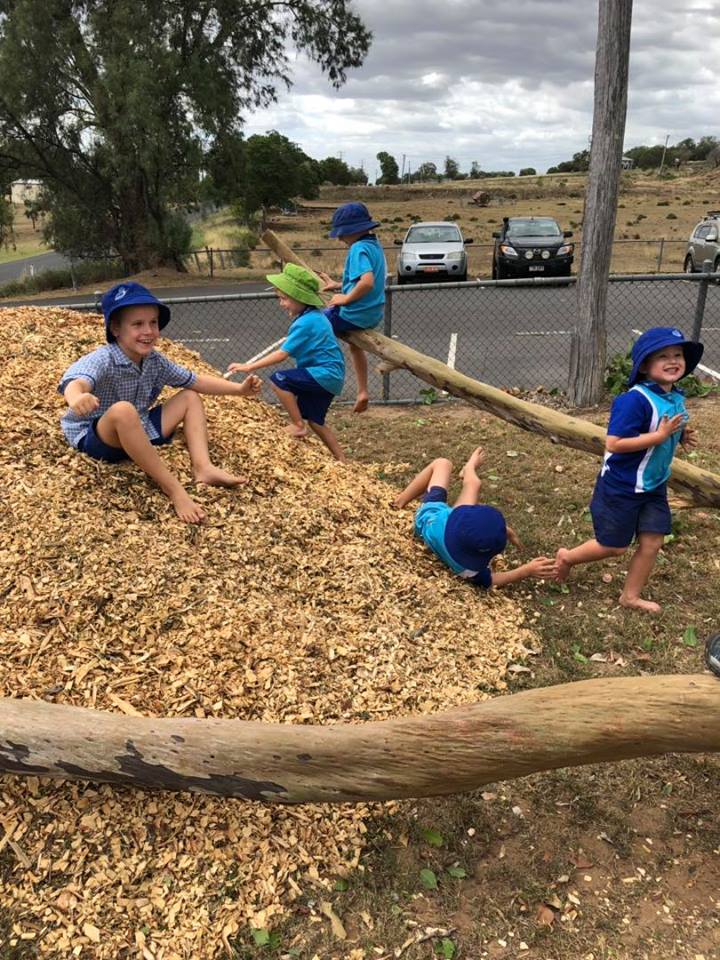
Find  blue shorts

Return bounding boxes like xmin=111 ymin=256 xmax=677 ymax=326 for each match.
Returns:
xmin=414 ymin=488 xmax=451 ymax=540
xmin=590 ymin=477 xmax=672 ymax=548
xmin=269 ymin=368 xmax=335 ymax=426
xmin=324 ymin=305 xmax=380 ymax=334
xmin=78 ymin=405 xmax=172 ymax=464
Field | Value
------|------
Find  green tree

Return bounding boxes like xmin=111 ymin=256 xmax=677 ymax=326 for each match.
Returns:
xmin=444 ymin=156 xmax=460 ymax=180
xmin=376 ymin=151 xmax=400 ymax=185
xmin=347 ymin=166 xmax=368 ymax=186
xmin=519 ymin=167 xmax=537 ymax=176
xmin=0 ymin=193 xmax=13 ymax=248
xmin=0 ymin=0 xmax=371 ymax=270
xmin=241 ymin=132 xmax=319 ymax=227
xmin=318 ymin=157 xmax=352 ymax=185
xmin=469 ymin=161 xmax=482 ymax=179
xmin=413 ymin=161 xmax=438 ymax=182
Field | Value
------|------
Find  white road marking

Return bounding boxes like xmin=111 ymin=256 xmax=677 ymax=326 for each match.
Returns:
xmin=632 ymin=328 xmax=720 ymax=381
xmin=447 ymin=332 xmax=458 ymax=369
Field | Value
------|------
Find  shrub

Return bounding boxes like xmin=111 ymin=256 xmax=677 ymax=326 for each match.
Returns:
xmin=0 ymin=259 xmax=125 ymax=299
xmin=657 ymin=200 xmax=670 ymax=206
xmin=666 ymin=212 xmax=678 ymax=219
xmin=606 ymin=347 xmax=714 ymax=397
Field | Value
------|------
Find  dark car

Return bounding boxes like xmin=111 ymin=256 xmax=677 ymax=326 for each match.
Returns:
xmin=492 ymin=216 xmax=574 ymax=279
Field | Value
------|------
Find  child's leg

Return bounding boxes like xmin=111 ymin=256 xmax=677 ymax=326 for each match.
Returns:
xmin=270 ymin=382 xmax=308 ymax=438
xmin=392 ymin=457 xmax=453 ymax=509
xmin=308 ymin=422 xmax=347 ymax=462
xmin=95 ymin=402 xmax=205 ymax=523
xmin=161 ymin=390 xmax=246 ymax=487
xmin=453 ymin=447 xmax=486 ymax=507
xmin=619 ymin=532 xmax=664 ymax=613
xmin=555 ymin=540 xmax=626 ymax=582
xmin=349 ymin=343 xmax=370 ymax=413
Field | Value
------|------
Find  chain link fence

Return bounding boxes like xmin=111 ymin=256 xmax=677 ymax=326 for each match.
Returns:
xmin=56 ymin=271 xmax=720 ymax=405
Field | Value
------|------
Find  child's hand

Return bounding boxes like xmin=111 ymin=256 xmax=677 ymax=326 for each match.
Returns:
xmin=238 ymin=375 xmax=262 ymax=397
xmin=328 ymin=292 xmax=350 ymax=307
xmin=70 ymin=393 xmax=100 ymax=415
xmin=526 ymin=556 xmax=558 ymax=580
xmin=226 ymin=362 xmax=252 ymax=375
xmin=318 ymin=271 xmax=341 ymax=292
xmin=681 ymin=426 xmax=698 ymax=451
xmin=657 ymin=413 xmax=686 ymax=440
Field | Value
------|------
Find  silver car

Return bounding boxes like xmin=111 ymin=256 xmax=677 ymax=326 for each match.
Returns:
xmin=394 ymin=221 xmax=473 ymax=284
xmin=684 ymin=212 xmax=720 ymax=274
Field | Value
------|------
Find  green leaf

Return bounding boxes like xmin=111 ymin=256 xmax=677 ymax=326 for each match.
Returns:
xmin=436 ymin=938 xmax=456 ymax=958
xmin=421 ymin=827 xmax=444 ymax=848
xmin=682 ymin=625 xmax=698 ymax=647
xmin=333 ymin=877 xmax=349 ymax=892
xmin=420 ymin=868 xmax=438 ymax=890
xmin=572 ymin=645 xmax=588 ymax=664
xmin=446 ymin=865 xmax=467 ymax=879
xmin=252 ymin=929 xmax=270 ymax=947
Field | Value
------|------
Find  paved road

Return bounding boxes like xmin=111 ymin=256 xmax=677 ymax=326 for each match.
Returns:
xmin=6 ymin=277 xmax=719 ymax=401
xmin=0 ymin=251 xmax=71 ymax=285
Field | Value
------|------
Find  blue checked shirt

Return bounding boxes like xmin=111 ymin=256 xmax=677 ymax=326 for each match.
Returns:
xmin=58 ymin=343 xmax=197 ymax=448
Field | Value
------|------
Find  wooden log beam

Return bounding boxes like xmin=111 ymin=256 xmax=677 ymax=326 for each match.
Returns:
xmin=1 ymin=676 xmax=718 ymax=802
xmin=261 ymin=229 xmax=720 ymax=508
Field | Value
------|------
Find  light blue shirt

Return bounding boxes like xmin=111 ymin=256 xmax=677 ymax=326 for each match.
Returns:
xmin=340 ymin=235 xmax=386 ymax=329
xmin=282 ymin=308 xmax=345 ymax=395
xmin=58 ymin=343 xmax=196 ymax=448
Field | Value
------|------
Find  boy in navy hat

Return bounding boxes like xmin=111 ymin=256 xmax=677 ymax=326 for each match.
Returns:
xmin=318 ymin=201 xmax=386 ymax=413
xmin=556 ymin=326 xmax=703 ymax=612
xmin=393 ymin=446 xmax=557 ymax=588
xmin=59 ymin=282 xmax=261 ymax=524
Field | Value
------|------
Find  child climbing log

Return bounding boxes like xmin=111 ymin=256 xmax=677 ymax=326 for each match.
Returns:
xmin=1 ymin=675 xmax=719 ymax=802
xmin=262 ymin=230 xmax=720 ymax=508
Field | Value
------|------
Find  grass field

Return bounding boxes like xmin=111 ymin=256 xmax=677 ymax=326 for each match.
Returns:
xmin=243 ymin=397 xmax=720 ymax=960
xmin=0 ymin=204 xmax=48 ymax=264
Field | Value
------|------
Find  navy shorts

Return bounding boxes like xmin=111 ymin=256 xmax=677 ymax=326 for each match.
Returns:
xmin=423 ymin=485 xmax=448 ymax=504
xmin=269 ymin=368 xmax=335 ymax=426
xmin=78 ymin=405 xmax=172 ymax=464
xmin=590 ymin=477 xmax=672 ymax=548
xmin=324 ymin=305 xmax=379 ymax=334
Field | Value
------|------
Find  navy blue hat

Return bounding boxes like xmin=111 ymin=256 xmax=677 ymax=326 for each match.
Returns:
xmin=101 ymin=282 xmax=171 ymax=343
xmin=628 ymin=327 xmax=703 ymax=386
xmin=329 ymin=202 xmax=380 ymax=238
xmin=445 ymin=504 xmax=507 ymax=570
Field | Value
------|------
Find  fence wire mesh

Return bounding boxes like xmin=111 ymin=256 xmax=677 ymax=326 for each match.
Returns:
xmin=56 ymin=274 xmax=720 ymax=405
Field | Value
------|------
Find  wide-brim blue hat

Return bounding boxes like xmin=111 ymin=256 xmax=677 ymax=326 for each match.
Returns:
xmin=101 ymin=282 xmax=171 ymax=343
xmin=628 ymin=327 xmax=704 ymax=386
xmin=329 ymin=201 xmax=380 ymax=238
xmin=444 ymin=504 xmax=507 ymax=570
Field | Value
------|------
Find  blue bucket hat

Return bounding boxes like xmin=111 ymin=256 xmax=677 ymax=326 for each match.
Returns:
xmin=101 ymin=282 xmax=171 ymax=343
xmin=445 ymin=504 xmax=507 ymax=570
xmin=628 ymin=326 xmax=704 ymax=386
xmin=329 ymin=201 xmax=380 ymax=238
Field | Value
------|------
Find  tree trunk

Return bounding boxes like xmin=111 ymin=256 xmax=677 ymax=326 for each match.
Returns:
xmin=569 ymin=0 xmax=633 ymax=405
xmin=1 ymin=676 xmax=718 ymax=802
xmin=260 ymin=229 xmax=720 ymax=507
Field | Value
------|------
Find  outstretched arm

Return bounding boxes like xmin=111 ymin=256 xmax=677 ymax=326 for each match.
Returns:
xmin=192 ymin=373 xmax=261 ymax=397
xmin=226 ymin=350 xmax=290 ymax=376
xmin=491 ymin=556 xmax=557 ymax=587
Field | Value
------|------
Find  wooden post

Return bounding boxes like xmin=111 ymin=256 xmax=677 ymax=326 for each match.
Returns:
xmin=1 ymin=676 xmax=719 ymax=802
xmin=569 ymin=0 xmax=633 ymax=406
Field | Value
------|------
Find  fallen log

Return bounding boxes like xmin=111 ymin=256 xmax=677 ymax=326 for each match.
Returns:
xmin=1 ymin=676 xmax=719 ymax=802
xmin=261 ymin=230 xmax=720 ymax=508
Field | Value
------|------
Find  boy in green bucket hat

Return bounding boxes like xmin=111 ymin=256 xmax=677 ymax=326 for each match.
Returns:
xmin=227 ymin=264 xmax=347 ymax=461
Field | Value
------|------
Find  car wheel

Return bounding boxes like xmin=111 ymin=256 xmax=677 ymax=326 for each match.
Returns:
xmin=396 ymin=275 xmax=406 ymax=285
xmin=714 ymin=258 xmax=720 ymax=284
xmin=457 ymin=271 xmax=467 ymax=283
xmin=684 ymin=255 xmax=695 ymax=274
xmin=495 ymin=262 xmax=507 ymax=280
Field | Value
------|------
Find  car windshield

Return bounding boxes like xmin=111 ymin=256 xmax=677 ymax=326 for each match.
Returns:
xmin=506 ymin=219 xmax=562 ymax=238
xmin=406 ymin=226 xmax=461 ymax=243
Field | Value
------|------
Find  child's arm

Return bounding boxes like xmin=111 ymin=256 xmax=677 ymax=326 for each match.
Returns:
xmin=491 ymin=556 xmax=557 ymax=587
xmin=327 ymin=271 xmax=374 ymax=308
xmin=64 ymin=378 xmax=100 ymax=416
xmin=191 ymin=373 xmax=261 ymax=398
xmin=226 ymin=350 xmax=290 ymax=376
xmin=606 ymin=412 xmax=686 ymax=454
xmin=318 ymin=270 xmax=342 ymax=292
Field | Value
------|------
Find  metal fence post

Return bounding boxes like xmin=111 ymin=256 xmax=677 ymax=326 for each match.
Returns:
xmin=655 ymin=238 xmax=665 ymax=273
xmin=692 ymin=260 xmax=712 ymax=342
xmin=382 ymin=287 xmax=393 ymax=402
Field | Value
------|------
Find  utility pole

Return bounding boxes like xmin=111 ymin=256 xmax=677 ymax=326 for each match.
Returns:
xmin=569 ymin=0 xmax=633 ymax=406
xmin=658 ymin=133 xmax=670 ymax=174
xmin=401 ymin=154 xmax=406 ymax=181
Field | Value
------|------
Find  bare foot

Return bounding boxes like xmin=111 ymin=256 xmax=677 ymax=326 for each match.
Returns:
xmin=170 ymin=489 xmax=206 ymax=524
xmin=459 ymin=446 xmax=485 ymax=478
xmin=353 ymin=392 xmax=369 ymax=414
xmin=285 ymin=423 xmax=308 ymax=439
xmin=194 ymin=466 xmax=248 ymax=488
xmin=555 ymin=547 xmax=573 ymax=583
xmin=619 ymin=594 xmax=661 ymax=614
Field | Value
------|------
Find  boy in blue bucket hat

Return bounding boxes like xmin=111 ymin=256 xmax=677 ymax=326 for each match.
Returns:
xmin=58 ymin=282 xmax=261 ymax=524
xmin=393 ymin=446 xmax=557 ymax=589
xmin=556 ymin=326 xmax=703 ymax=612
xmin=318 ymin=201 xmax=386 ymax=413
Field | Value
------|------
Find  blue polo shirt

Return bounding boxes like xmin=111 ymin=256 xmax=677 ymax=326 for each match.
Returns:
xmin=600 ymin=382 xmax=688 ymax=493
xmin=340 ymin=234 xmax=386 ymax=329
xmin=282 ymin=308 xmax=345 ymax=395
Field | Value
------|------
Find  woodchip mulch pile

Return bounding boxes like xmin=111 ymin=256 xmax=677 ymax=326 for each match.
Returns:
xmin=0 ymin=307 xmax=538 ymax=958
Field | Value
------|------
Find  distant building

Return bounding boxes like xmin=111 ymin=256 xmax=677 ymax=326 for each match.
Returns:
xmin=10 ymin=179 xmax=42 ymax=205
xmin=621 ymin=157 xmax=635 ymax=170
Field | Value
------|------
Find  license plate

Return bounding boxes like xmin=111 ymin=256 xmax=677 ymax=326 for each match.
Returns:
xmin=422 ymin=267 xmax=440 ymax=272
xmin=529 ymin=265 xmax=545 ymax=272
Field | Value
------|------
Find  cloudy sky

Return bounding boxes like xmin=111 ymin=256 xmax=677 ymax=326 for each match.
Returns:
xmin=241 ymin=0 xmax=719 ymax=178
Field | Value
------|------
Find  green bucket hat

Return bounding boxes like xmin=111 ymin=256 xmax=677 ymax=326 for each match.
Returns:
xmin=266 ymin=263 xmax=324 ymax=307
